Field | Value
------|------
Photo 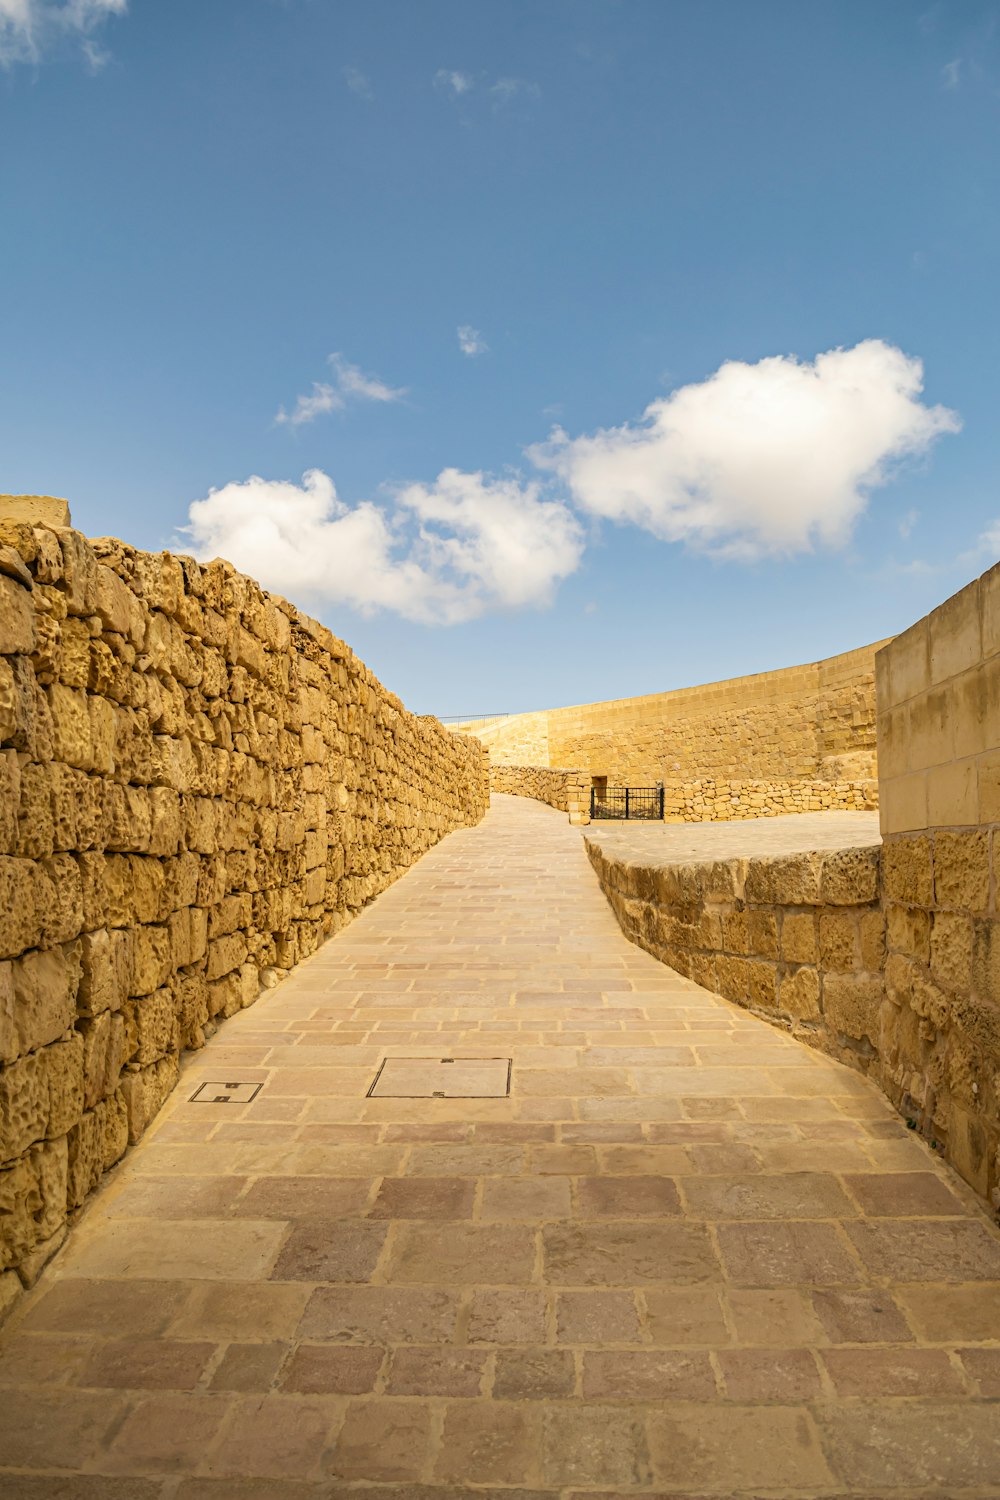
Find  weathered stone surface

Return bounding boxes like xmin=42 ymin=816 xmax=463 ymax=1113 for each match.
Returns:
xmin=0 ymin=522 xmax=488 ymax=1301
xmin=0 ymin=494 xmax=71 ymax=528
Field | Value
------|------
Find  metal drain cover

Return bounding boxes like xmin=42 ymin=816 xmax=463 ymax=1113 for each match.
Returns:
xmin=368 ymin=1057 xmax=512 ymax=1098
xmin=189 ymin=1080 xmax=263 ymax=1104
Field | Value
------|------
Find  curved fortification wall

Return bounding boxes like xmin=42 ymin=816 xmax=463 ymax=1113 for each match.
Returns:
xmin=0 ymin=507 xmax=488 ymax=1305
xmin=477 ymin=642 xmax=886 ymax=809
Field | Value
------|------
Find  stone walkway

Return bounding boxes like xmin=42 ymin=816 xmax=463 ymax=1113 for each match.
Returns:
xmin=2 ymin=794 xmax=1000 ymax=1498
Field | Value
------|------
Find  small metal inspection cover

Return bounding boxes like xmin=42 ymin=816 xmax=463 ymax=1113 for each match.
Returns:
xmin=369 ymin=1057 xmax=512 ymax=1099
xmin=189 ymin=1080 xmax=263 ymax=1104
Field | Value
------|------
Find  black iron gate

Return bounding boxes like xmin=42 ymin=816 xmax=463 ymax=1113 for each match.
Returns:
xmin=590 ymin=785 xmax=665 ymax=820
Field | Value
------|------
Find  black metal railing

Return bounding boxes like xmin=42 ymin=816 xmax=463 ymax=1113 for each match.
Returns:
xmin=590 ymin=785 xmax=665 ymax=820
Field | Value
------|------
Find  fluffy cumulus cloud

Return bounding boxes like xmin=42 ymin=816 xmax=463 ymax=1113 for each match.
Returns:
xmin=183 ymin=468 xmax=583 ymax=626
xmin=531 ymin=340 xmax=960 ymax=560
xmin=276 ymin=353 xmax=406 ymax=427
xmin=0 ymin=0 xmax=125 ymax=65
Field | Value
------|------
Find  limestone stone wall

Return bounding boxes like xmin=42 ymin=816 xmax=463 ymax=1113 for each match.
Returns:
xmin=489 ymin=764 xmax=591 ymax=824
xmin=478 ymin=642 xmax=886 ymax=807
xmin=875 ymin=563 xmax=1000 ymax=1204
xmin=662 ymin=776 xmax=876 ymax=822
xmin=0 ymin=518 xmax=488 ymax=1299
xmin=586 ymin=834 xmax=885 ymax=1076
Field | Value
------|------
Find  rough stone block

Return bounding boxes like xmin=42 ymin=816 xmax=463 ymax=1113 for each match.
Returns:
xmin=745 ymin=853 xmax=821 ymax=906
xmin=820 ymin=846 xmax=879 ymax=906
xmin=0 ymin=573 xmax=36 ymax=656
xmin=779 ymin=965 xmax=821 ymax=1021
xmin=131 ymin=924 xmax=172 ymax=996
xmin=881 ymin=837 xmax=933 ymax=907
xmin=747 ymin=909 xmax=779 ymax=960
xmin=0 ymin=856 xmax=46 ymax=959
xmin=0 ymin=494 xmax=71 ymax=528
xmin=933 ymin=830 xmax=990 ymax=913
xmin=885 ymin=902 xmax=930 ymax=963
xmin=80 ymin=1010 xmax=126 ymax=1108
xmin=124 ymin=987 xmax=177 ymax=1066
xmin=7 ymin=941 xmax=81 ymax=1058
xmin=0 ymin=1035 xmax=83 ymax=1164
xmin=823 ymin=973 xmax=882 ymax=1044
xmin=120 ymin=1053 xmax=179 ymax=1143
xmin=780 ymin=911 xmax=817 ymax=964
xmin=930 ymin=911 xmax=974 ymax=996
xmin=819 ymin=913 xmax=858 ymax=973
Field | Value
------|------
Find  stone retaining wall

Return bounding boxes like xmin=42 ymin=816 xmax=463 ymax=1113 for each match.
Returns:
xmin=586 ymin=834 xmax=885 ymax=1075
xmin=662 ymin=776 xmax=877 ymax=822
xmin=0 ymin=517 xmax=488 ymax=1303
xmin=489 ymin=763 xmax=591 ymax=824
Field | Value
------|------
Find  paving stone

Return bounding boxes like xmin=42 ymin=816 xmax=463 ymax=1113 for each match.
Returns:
xmin=435 ymin=1400 xmax=541 ymax=1485
xmin=821 ymin=1345 xmax=966 ymax=1395
xmin=494 ymin=1348 xmax=576 ymax=1398
xmin=386 ymin=1224 xmax=537 ymax=1283
xmin=811 ymin=1288 xmax=914 ymax=1344
xmin=542 ymin=1405 xmax=652 ymax=1487
xmin=370 ymin=1177 xmax=476 ymax=1219
xmin=210 ymin=1341 xmax=290 ymax=1392
xmin=210 ymin=1395 xmax=337 ymax=1478
xmin=556 ymin=1290 xmax=643 ymax=1344
xmin=575 ymin=1175 xmax=682 ymax=1217
xmin=270 ymin=1221 xmax=388 ymax=1282
xmin=466 ymin=1288 xmax=548 ymax=1344
xmin=543 ymin=1222 xmax=718 ymax=1284
xmin=328 ymin=1399 xmax=433 ymax=1482
xmin=77 ymin=1336 xmax=214 ymax=1389
xmin=582 ymin=1349 xmax=716 ymax=1399
xmin=817 ymin=1401 xmax=1000 ymax=1489
xmin=647 ymin=1405 xmax=833 ymax=1489
xmin=280 ymin=1344 xmax=383 ymax=1394
xmin=386 ymin=1346 xmax=486 ymax=1395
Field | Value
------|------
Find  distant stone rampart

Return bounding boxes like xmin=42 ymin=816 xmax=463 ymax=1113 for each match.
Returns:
xmin=0 ymin=506 xmax=488 ymax=1307
xmin=477 ymin=642 xmax=886 ymax=808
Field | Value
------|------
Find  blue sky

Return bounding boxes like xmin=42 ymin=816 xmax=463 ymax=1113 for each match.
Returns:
xmin=3 ymin=0 xmax=998 ymax=715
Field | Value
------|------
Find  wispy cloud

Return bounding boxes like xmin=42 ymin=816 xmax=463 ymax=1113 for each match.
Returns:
xmin=344 ymin=65 xmax=373 ymax=100
xmin=942 ymin=58 xmax=961 ymax=88
xmin=490 ymin=77 xmax=540 ymax=105
xmin=276 ymin=353 xmax=407 ymax=427
xmin=434 ymin=68 xmax=473 ymax=96
xmin=531 ymin=340 xmax=961 ymax=561
xmin=183 ymin=467 xmax=583 ymax=626
xmin=0 ymin=0 xmax=126 ymax=67
xmin=457 ymin=325 xmax=488 ymax=358
xmin=898 ymin=509 xmax=919 ymax=540
xmin=434 ymin=69 xmax=540 ymax=106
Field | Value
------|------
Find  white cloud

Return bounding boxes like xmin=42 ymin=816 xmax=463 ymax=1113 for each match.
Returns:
xmin=434 ymin=68 xmax=473 ymax=95
xmin=182 ymin=467 xmax=583 ymax=626
xmin=530 ymin=340 xmax=960 ymax=560
xmin=457 ymin=325 xmax=488 ymax=357
xmin=0 ymin=0 xmax=125 ymax=66
xmin=276 ymin=353 xmax=406 ymax=427
xmin=344 ymin=65 xmax=373 ymax=100
xmin=898 ymin=508 xmax=919 ymax=540
xmin=942 ymin=58 xmax=961 ymax=88
xmin=490 ymin=77 xmax=540 ymax=103
xmin=328 ymin=353 xmax=405 ymax=404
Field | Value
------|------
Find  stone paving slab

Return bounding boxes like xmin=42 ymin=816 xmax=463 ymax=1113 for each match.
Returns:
xmin=1 ymin=794 xmax=1000 ymax=1497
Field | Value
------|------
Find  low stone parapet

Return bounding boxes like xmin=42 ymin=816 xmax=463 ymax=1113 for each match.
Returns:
xmin=489 ymin=764 xmax=591 ymax=824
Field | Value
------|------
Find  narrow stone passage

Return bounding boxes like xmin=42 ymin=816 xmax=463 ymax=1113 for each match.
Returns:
xmin=2 ymin=794 xmax=1000 ymax=1497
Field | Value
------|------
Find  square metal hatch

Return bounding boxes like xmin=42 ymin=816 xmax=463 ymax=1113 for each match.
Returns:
xmin=368 ymin=1057 xmax=512 ymax=1098
xmin=189 ymin=1080 xmax=263 ymax=1104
